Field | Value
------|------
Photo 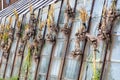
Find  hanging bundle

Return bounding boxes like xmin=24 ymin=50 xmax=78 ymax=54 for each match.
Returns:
xmin=79 ymin=8 xmax=88 ymax=28
xmin=75 ymin=25 xmax=86 ymax=41
xmin=0 ymin=25 xmax=4 ymax=42
xmin=97 ymin=0 xmax=117 ymax=41
xmin=13 ymin=9 xmax=18 ymax=20
xmin=39 ymin=21 xmax=45 ymax=31
xmin=65 ymin=0 xmax=74 ymax=19
xmin=23 ymin=24 xmax=30 ymax=40
xmin=32 ymin=38 xmax=41 ymax=60
xmin=29 ymin=4 xmax=33 ymax=15
xmin=38 ymin=21 xmax=45 ymax=41
xmin=46 ymin=5 xmax=58 ymax=42
xmin=47 ymin=18 xmax=51 ymax=32
xmin=17 ymin=20 xmax=21 ymax=29
xmin=71 ymin=38 xmax=82 ymax=57
xmin=8 ymin=16 xmax=12 ymax=26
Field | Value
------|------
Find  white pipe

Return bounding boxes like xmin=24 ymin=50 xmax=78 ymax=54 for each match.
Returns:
xmin=1 ymin=0 xmax=3 ymax=10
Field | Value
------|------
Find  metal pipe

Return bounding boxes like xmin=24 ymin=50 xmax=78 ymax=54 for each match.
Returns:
xmin=34 ymin=6 xmax=50 ymax=80
xmin=46 ymin=1 xmax=64 ymax=80
xmin=3 ymin=16 xmax=18 ymax=78
xmin=78 ymin=0 xmax=95 ymax=79
xmin=59 ymin=0 xmax=78 ymax=79
xmin=10 ymin=14 xmax=25 ymax=77
xmin=100 ymin=0 xmax=118 ymax=80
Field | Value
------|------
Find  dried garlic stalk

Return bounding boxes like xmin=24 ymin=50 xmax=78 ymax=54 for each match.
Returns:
xmin=39 ymin=21 xmax=45 ymax=31
xmin=29 ymin=4 xmax=33 ymax=14
xmin=79 ymin=8 xmax=88 ymax=23
xmin=17 ymin=20 xmax=21 ymax=28
xmin=13 ymin=9 xmax=18 ymax=20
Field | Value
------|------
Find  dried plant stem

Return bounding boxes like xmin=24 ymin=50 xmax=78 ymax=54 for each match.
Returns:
xmin=93 ymin=48 xmax=96 ymax=79
xmin=13 ymin=9 xmax=18 ymax=20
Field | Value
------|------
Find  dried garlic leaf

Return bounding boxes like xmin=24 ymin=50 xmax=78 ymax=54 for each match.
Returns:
xmin=13 ymin=9 xmax=18 ymax=20
xmin=9 ymin=16 xmax=12 ymax=26
xmin=39 ymin=21 xmax=45 ymax=31
xmin=29 ymin=4 xmax=33 ymax=14
xmin=79 ymin=8 xmax=88 ymax=23
xmin=17 ymin=20 xmax=21 ymax=28
xmin=47 ymin=18 xmax=51 ymax=32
